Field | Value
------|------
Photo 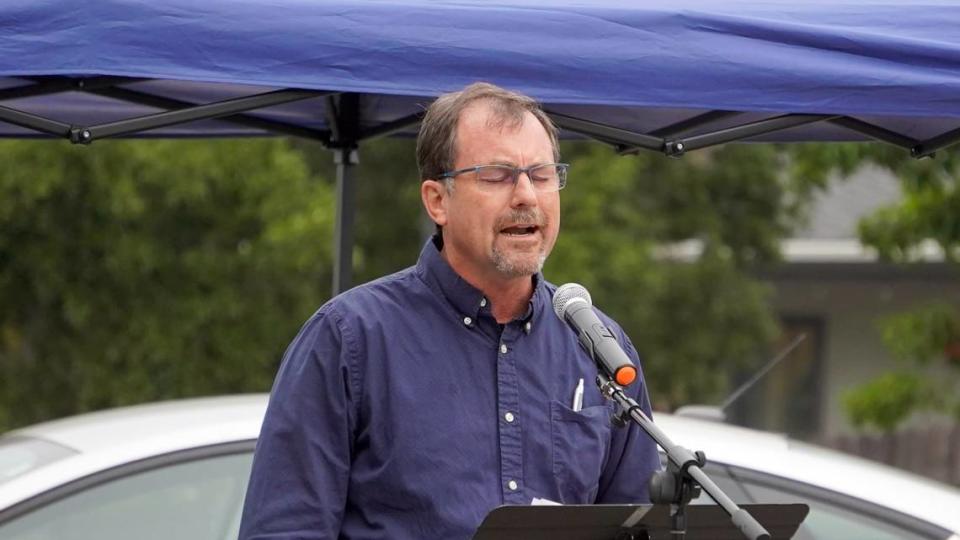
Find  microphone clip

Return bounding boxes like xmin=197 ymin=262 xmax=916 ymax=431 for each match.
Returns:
xmin=597 ymin=375 xmax=630 ymax=428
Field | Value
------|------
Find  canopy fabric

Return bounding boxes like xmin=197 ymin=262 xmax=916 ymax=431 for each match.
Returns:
xmin=2 ymin=0 xmax=960 ymax=148
xmin=4 ymin=0 xmax=959 ymax=293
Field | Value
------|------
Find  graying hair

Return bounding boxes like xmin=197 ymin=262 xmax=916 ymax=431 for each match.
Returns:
xmin=416 ymin=82 xmax=560 ymax=184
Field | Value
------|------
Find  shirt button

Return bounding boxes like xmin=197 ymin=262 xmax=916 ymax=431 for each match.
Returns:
xmin=463 ymin=316 xmax=472 ymax=326
xmin=480 ymin=298 xmax=487 ymax=307
xmin=508 ymin=480 xmax=518 ymax=491
xmin=504 ymin=412 xmax=515 ymax=423
xmin=499 ymin=343 xmax=508 ymax=354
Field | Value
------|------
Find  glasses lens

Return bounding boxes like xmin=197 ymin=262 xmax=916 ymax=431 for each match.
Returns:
xmin=530 ymin=164 xmax=567 ymax=191
xmin=469 ymin=164 xmax=568 ymax=192
xmin=475 ymin=165 xmax=515 ymax=186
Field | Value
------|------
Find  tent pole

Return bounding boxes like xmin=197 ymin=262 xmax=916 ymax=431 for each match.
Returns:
xmin=332 ymin=147 xmax=359 ymax=296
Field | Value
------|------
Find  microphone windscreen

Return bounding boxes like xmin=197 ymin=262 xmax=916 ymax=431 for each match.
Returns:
xmin=552 ymin=283 xmax=592 ymax=319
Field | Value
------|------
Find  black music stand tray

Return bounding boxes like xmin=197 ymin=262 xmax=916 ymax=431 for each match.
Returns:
xmin=472 ymin=503 xmax=809 ymax=540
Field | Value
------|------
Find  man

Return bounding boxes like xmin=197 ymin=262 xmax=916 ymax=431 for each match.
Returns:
xmin=239 ymin=82 xmax=659 ymax=540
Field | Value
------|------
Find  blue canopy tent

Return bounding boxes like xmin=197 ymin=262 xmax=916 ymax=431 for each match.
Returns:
xmin=2 ymin=0 xmax=960 ymax=294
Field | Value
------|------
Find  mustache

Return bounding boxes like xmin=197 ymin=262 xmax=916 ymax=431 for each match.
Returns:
xmin=495 ymin=208 xmax=547 ymax=230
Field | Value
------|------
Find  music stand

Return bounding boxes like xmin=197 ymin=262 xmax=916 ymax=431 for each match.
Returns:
xmin=473 ymin=503 xmax=809 ymax=540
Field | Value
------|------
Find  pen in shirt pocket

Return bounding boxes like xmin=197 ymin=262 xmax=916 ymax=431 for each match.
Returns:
xmin=572 ymin=377 xmax=584 ymax=412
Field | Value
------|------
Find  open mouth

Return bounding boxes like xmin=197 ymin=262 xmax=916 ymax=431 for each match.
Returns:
xmin=501 ymin=225 xmax=539 ymax=236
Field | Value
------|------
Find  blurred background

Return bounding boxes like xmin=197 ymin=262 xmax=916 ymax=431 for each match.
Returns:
xmin=1 ymin=137 xmax=958 ymax=486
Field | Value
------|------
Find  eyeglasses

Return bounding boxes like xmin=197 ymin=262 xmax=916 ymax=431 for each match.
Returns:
xmin=438 ymin=163 xmax=569 ymax=193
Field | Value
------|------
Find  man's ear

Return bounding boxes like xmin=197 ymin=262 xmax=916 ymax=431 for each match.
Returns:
xmin=421 ymin=180 xmax=448 ymax=227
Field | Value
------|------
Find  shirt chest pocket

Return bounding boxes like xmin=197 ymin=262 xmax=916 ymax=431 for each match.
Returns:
xmin=550 ymin=401 xmax=613 ymax=503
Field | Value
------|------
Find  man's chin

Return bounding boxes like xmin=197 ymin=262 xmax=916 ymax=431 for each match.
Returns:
xmin=491 ymin=252 xmax=546 ymax=278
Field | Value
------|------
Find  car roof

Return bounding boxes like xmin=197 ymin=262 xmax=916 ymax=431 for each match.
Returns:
xmin=2 ymin=395 xmax=959 ymax=534
xmin=0 ymin=394 xmax=267 ymax=510
xmin=7 ymin=394 xmax=267 ymax=453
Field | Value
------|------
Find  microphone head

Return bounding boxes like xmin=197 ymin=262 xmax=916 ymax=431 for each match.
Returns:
xmin=552 ymin=283 xmax=592 ymax=319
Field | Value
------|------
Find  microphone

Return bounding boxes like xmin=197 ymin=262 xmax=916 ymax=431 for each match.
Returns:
xmin=552 ymin=283 xmax=637 ymax=387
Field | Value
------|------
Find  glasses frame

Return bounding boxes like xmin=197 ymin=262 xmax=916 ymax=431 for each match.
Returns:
xmin=438 ymin=162 xmax=569 ymax=192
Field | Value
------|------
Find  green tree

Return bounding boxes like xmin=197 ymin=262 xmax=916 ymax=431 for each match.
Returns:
xmin=0 ymin=139 xmax=334 ymax=431
xmin=0 ymin=134 xmax=872 ymax=431
xmin=292 ymin=138 xmax=426 ymax=283
xmin=841 ymin=144 xmax=960 ymax=430
xmin=856 ymin=146 xmax=960 ymax=263
xmin=546 ymin=142 xmax=858 ymax=408
xmin=844 ymin=304 xmax=959 ymax=431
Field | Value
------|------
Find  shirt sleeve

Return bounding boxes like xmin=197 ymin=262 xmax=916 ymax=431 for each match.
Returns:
xmin=595 ymin=330 xmax=662 ymax=503
xmin=239 ymin=305 xmax=359 ymax=540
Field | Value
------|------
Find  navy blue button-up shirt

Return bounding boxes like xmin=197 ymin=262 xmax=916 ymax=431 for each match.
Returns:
xmin=240 ymin=238 xmax=660 ymax=540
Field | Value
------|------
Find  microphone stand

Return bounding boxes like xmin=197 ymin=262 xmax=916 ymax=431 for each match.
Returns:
xmin=596 ymin=373 xmax=770 ymax=540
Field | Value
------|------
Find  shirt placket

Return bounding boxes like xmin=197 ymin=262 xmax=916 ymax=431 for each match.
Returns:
xmin=496 ymin=324 xmax=525 ymax=504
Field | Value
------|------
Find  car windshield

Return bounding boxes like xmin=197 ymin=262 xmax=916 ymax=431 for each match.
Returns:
xmin=0 ymin=436 xmax=77 ymax=486
xmin=687 ymin=461 xmax=953 ymax=540
xmin=0 ymin=450 xmax=253 ymax=540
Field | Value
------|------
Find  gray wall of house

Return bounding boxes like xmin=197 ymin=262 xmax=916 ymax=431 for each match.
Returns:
xmin=771 ymin=277 xmax=960 ymax=439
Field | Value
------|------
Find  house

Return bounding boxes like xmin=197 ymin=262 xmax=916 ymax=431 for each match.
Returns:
xmin=731 ymin=165 xmax=960 ymax=484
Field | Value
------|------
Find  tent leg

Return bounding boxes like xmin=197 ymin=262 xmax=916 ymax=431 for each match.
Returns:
xmin=332 ymin=147 xmax=359 ymax=297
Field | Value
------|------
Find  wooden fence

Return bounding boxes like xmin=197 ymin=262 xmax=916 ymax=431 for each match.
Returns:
xmin=825 ymin=424 xmax=960 ymax=487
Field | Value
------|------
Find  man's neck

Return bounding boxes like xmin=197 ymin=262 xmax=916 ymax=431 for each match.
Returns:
xmin=484 ymin=277 xmax=534 ymax=324
xmin=440 ymin=248 xmax=535 ymax=324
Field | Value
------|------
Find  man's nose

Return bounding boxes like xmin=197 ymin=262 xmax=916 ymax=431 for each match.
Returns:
xmin=510 ymin=171 xmax=539 ymax=207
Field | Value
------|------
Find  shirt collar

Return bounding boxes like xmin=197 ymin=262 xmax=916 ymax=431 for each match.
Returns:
xmin=416 ymin=235 xmax=545 ymax=325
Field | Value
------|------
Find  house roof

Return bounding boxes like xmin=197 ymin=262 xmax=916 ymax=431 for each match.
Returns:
xmin=795 ymin=165 xmax=902 ymax=241
xmin=776 ymin=165 xmax=949 ymax=276
xmin=658 ymin=165 xmax=952 ymax=278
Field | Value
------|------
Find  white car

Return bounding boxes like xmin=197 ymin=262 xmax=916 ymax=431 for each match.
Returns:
xmin=0 ymin=395 xmax=957 ymax=540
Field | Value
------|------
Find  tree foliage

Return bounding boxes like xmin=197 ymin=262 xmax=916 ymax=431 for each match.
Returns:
xmin=0 ymin=139 xmax=334 ymax=430
xmin=855 ymin=146 xmax=960 ymax=262
xmin=836 ymin=145 xmax=960 ymax=431
xmin=0 ymin=135 xmax=868 ymax=430
xmin=548 ymin=142 xmax=851 ymax=408
xmin=844 ymin=372 xmax=930 ymax=432
xmin=843 ymin=303 xmax=960 ymax=431
xmin=291 ymin=138 xmax=426 ymax=283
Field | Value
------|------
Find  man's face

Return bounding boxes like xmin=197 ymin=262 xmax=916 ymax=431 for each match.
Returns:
xmin=436 ymin=102 xmax=560 ymax=283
